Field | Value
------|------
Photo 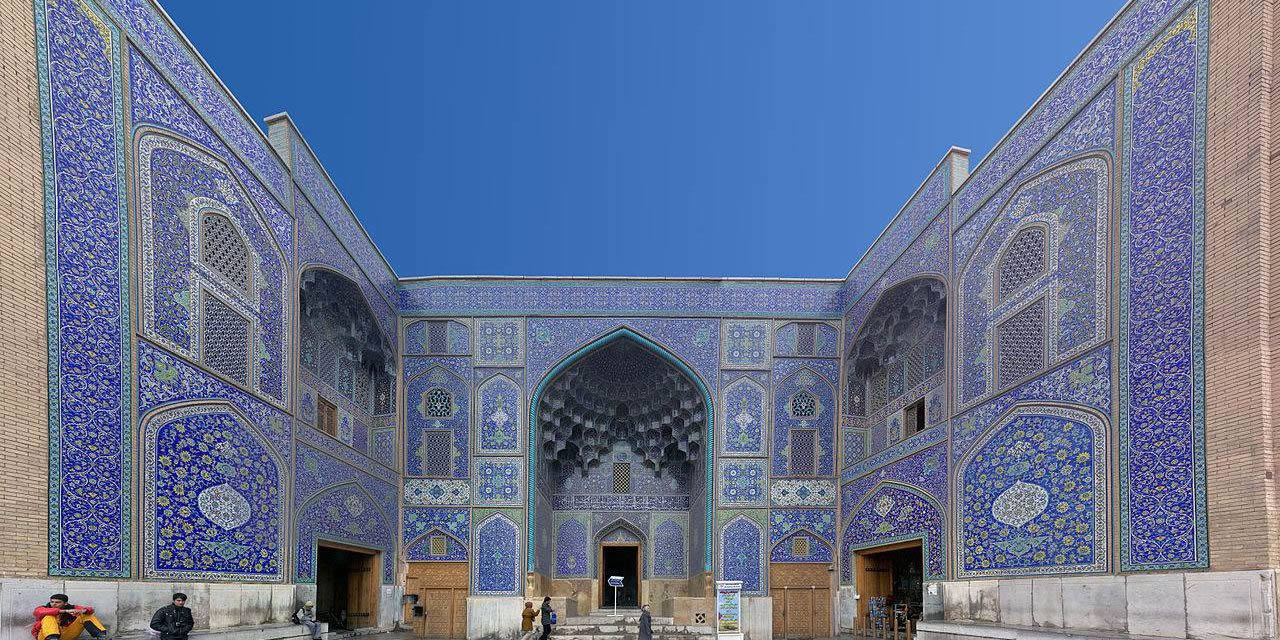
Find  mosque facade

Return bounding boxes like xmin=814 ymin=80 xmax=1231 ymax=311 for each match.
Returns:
xmin=1 ymin=0 xmax=1277 ymax=639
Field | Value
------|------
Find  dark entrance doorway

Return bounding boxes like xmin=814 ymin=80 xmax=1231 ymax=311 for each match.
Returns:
xmin=855 ymin=541 xmax=922 ymax=622
xmin=316 ymin=542 xmax=380 ymax=630
xmin=599 ymin=544 xmax=641 ymax=608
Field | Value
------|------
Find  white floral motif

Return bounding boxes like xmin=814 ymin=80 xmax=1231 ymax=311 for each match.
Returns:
xmin=197 ymin=483 xmax=251 ymax=530
xmin=345 ymin=495 xmax=366 ymax=517
xmin=991 ymin=481 xmax=1049 ymax=528
xmin=874 ymin=495 xmax=895 ymax=517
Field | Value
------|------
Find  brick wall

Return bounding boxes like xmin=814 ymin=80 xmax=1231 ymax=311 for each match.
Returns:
xmin=0 ymin=0 xmax=51 ymax=578
xmin=1204 ymin=0 xmax=1280 ymax=571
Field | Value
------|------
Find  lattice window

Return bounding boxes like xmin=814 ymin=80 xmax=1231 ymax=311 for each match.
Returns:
xmin=788 ymin=391 xmax=818 ymax=419
xmin=201 ymin=291 xmax=250 ymax=384
xmin=300 ymin=330 xmax=318 ymax=375
xmin=318 ymin=336 xmax=337 ymax=390
xmin=796 ymin=323 xmax=816 ymax=356
xmin=905 ymin=343 xmax=925 ymax=390
xmin=424 ymin=388 xmax=454 ymax=418
xmin=336 ymin=357 xmax=355 ymax=401
xmin=998 ymin=226 xmax=1047 ymax=301
xmin=904 ymin=399 xmax=925 ymax=437
xmin=423 ymin=430 xmax=452 ymax=477
xmin=846 ymin=375 xmax=866 ymax=417
xmin=318 ymin=397 xmax=338 ymax=437
xmin=199 ymin=212 xmax=252 ymax=293
xmin=792 ymin=535 xmax=811 ymax=558
xmin=869 ymin=371 xmax=887 ymax=414
xmin=613 ymin=462 xmax=631 ymax=493
xmin=997 ymin=298 xmax=1046 ymax=389
xmin=790 ymin=429 xmax=817 ymax=475
xmin=887 ymin=361 xmax=905 ymax=399
xmin=355 ymin=368 xmax=370 ymax=411
xmin=429 ymin=535 xmax=447 ymax=557
xmin=374 ymin=372 xmax=392 ymax=415
xmin=428 ymin=320 xmax=448 ymax=354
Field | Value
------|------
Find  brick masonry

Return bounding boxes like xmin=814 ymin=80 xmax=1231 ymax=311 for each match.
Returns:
xmin=0 ymin=0 xmax=51 ymax=578
xmin=1204 ymin=0 xmax=1280 ymax=571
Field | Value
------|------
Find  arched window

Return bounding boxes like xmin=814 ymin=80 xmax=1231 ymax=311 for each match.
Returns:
xmin=787 ymin=390 xmax=818 ymax=419
xmin=997 ymin=225 xmax=1047 ymax=302
xmin=199 ymin=211 xmax=253 ymax=294
xmin=424 ymin=387 xmax=455 ymax=418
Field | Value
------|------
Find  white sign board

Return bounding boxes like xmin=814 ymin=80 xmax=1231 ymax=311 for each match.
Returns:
xmin=715 ymin=580 xmax=743 ymax=640
xmin=608 ymin=575 xmax=624 ymax=587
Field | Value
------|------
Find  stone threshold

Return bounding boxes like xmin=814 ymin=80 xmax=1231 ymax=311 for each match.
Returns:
xmin=918 ymin=620 xmax=1178 ymax=640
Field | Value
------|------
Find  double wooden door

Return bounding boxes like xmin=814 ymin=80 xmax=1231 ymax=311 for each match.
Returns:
xmin=406 ymin=562 xmax=468 ymax=639
xmin=769 ymin=563 xmax=832 ymax=639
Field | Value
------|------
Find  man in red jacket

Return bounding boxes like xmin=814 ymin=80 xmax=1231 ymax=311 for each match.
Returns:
xmin=31 ymin=594 xmax=109 ymax=640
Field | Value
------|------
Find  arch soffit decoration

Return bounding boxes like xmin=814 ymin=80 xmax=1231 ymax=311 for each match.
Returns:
xmin=527 ymin=326 xmax=716 ymax=573
xmin=770 ymin=526 xmax=834 ymax=554
xmin=594 ymin=517 xmax=648 ymax=544
xmin=407 ymin=526 xmax=468 ymax=552
xmin=299 ymin=265 xmax=396 ymax=360
xmin=140 ymin=400 xmax=286 ymax=467
xmin=842 ymin=479 xmax=946 ymax=547
xmin=845 ymin=274 xmax=948 ymax=362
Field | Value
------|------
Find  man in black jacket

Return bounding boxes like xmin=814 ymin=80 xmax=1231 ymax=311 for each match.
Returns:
xmin=150 ymin=594 xmax=194 ymax=640
xmin=538 ymin=597 xmax=553 ymax=640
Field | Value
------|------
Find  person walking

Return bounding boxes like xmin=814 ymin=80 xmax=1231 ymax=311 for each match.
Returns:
xmin=637 ymin=604 xmax=652 ymax=640
xmin=295 ymin=602 xmax=321 ymax=640
xmin=149 ymin=594 xmax=194 ymax=640
xmin=521 ymin=602 xmax=538 ymax=638
xmin=538 ymin=597 xmax=554 ymax=640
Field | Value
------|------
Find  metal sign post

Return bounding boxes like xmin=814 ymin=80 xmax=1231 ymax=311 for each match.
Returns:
xmin=608 ymin=576 xmax=624 ymax=617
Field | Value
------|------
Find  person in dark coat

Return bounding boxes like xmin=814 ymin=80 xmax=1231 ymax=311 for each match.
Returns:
xmin=539 ymin=597 xmax=554 ymax=640
xmin=150 ymin=594 xmax=194 ymax=640
xmin=637 ymin=604 xmax=652 ymax=640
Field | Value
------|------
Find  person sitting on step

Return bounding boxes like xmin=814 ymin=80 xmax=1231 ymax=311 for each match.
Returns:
xmin=31 ymin=594 xmax=109 ymax=640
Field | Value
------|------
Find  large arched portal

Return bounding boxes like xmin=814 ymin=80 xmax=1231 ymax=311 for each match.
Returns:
xmin=529 ymin=329 xmax=712 ymax=610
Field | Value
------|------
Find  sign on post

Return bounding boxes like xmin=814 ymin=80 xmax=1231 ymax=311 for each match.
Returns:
xmin=715 ymin=580 xmax=743 ymax=640
xmin=608 ymin=576 xmax=624 ymax=617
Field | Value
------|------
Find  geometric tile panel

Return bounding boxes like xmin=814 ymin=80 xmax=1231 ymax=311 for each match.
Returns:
xmin=772 ymin=366 xmax=836 ymax=477
xmin=722 ymin=319 xmax=771 ymax=369
xmin=770 ymin=479 xmax=836 ymax=507
xmin=475 ymin=372 xmax=522 ymax=454
xmin=718 ymin=459 xmax=768 ymax=507
xmin=473 ymin=458 xmax=523 ymax=506
xmin=142 ymin=404 xmax=285 ymax=581
xmin=721 ymin=374 xmax=768 ymax=457
xmin=405 ymin=479 xmax=470 ymax=506
xmin=957 ymin=406 xmax=1107 ymax=577
xmin=769 ymin=509 xmax=835 ymax=563
xmin=406 ymin=363 xmax=469 ymax=478
xmin=473 ymin=511 xmax=521 ymax=595
xmin=475 ymin=318 xmax=524 ymax=366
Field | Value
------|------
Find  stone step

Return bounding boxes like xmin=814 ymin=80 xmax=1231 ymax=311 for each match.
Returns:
xmin=564 ymin=616 xmax=675 ymax=625
xmin=554 ymin=624 xmax=713 ymax=635
xmin=549 ymin=635 xmax=711 ymax=640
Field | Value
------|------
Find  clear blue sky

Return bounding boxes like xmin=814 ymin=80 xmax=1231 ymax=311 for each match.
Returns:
xmin=161 ymin=1 xmax=1125 ymax=279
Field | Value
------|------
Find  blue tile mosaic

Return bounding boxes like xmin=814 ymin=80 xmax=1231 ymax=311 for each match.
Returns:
xmin=473 ymin=511 xmax=522 ymax=595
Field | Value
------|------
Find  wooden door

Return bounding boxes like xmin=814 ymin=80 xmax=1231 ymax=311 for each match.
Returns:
xmin=853 ymin=540 xmax=919 ymax=620
xmin=769 ymin=563 xmax=832 ymax=639
xmin=346 ymin=552 xmax=376 ymax=628
xmin=407 ymin=562 xmax=468 ymax=639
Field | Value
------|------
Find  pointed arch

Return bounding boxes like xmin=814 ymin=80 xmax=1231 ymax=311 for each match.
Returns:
xmin=473 ymin=512 xmax=521 ymax=595
xmin=718 ymin=514 xmax=765 ymax=594
xmin=721 ymin=374 xmax=769 ymax=456
xmin=405 ymin=527 xmax=468 ymax=562
xmin=840 ymin=481 xmax=946 ymax=583
xmin=594 ymin=517 xmax=648 ymax=545
xmin=771 ymin=528 xmax=834 ymax=563
xmin=527 ymin=326 xmax=715 ymax=572
xmin=475 ymin=372 xmax=522 ymax=454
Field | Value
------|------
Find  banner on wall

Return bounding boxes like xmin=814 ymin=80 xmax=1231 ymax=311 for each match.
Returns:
xmin=715 ymin=580 xmax=743 ymax=640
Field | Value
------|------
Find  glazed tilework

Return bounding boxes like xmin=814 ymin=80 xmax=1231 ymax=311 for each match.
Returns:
xmin=722 ymin=319 xmax=771 ymax=368
xmin=294 ymin=442 xmax=398 ymax=509
xmin=772 ymin=363 xmax=837 ymax=477
xmin=295 ymin=483 xmax=396 ymax=583
xmin=475 ymin=318 xmax=525 ymax=366
xmin=843 ymin=217 xmax=949 ymax=352
xmin=953 ymin=0 xmax=1195 ymax=226
xmin=475 ymin=371 xmax=523 ymax=454
xmin=957 ymin=407 xmax=1107 ymax=577
xmin=404 ymin=319 xmax=470 ymax=355
xmin=771 ymin=479 xmax=836 ymax=507
xmin=138 ymin=341 xmax=292 ymax=458
xmin=142 ymin=405 xmax=285 ymax=581
xmin=841 ymin=419 xmax=868 ymax=469
xmin=400 ymin=279 xmax=842 ymax=317
xmin=290 ymin=133 xmax=398 ymax=309
xmin=404 ymin=507 xmax=470 ymax=562
xmin=295 ymin=422 xmax=398 ymax=486
xmin=769 ymin=509 xmax=836 ymax=563
xmin=956 ymin=156 xmax=1109 ymax=408
xmin=718 ymin=511 xmax=767 ymax=595
xmin=297 ymin=194 xmax=397 ymax=343
xmin=1119 ymin=4 xmax=1208 ymax=571
xmin=954 ymin=86 xmax=1116 ymax=273
xmin=651 ymin=516 xmax=688 ymax=578
xmin=370 ymin=428 xmax=396 ymax=469
xmin=554 ymin=514 xmax=591 ymax=577
xmin=405 ymin=361 xmax=470 ymax=478
xmin=527 ymin=318 xmax=719 ymax=395
xmin=38 ymin=0 xmax=132 ymax=577
xmin=721 ymin=373 xmax=769 ymax=457
xmin=473 ymin=458 xmax=524 ymax=506
xmin=839 ymin=164 xmax=952 ymax=310
xmin=951 ymin=345 xmax=1111 ymax=465
xmin=841 ymin=484 xmax=945 ymax=583
xmin=552 ymin=495 xmax=691 ymax=511
xmin=404 ymin=479 xmax=470 ymax=506
xmin=718 ymin=459 xmax=768 ymax=507
xmin=840 ymin=443 xmax=947 ymax=525
xmin=473 ymin=510 xmax=522 ymax=595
